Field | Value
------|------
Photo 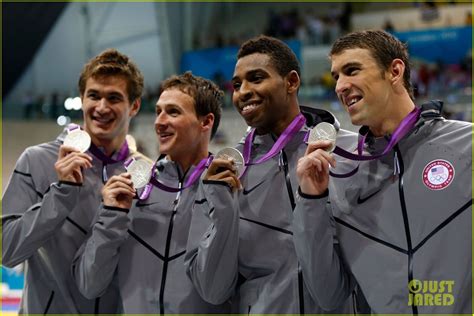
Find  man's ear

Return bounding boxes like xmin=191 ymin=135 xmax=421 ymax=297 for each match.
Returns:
xmin=129 ymin=99 xmax=141 ymax=117
xmin=389 ymin=59 xmax=405 ymax=86
xmin=201 ymin=113 xmax=215 ymax=133
xmin=286 ymin=70 xmax=300 ymax=94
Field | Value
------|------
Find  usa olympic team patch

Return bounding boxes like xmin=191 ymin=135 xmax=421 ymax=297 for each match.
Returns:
xmin=422 ymin=159 xmax=455 ymax=190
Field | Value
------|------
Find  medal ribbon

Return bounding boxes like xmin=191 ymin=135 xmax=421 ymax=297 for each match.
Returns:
xmin=66 ymin=124 xmax=129 ymax=183
xmin=67 ymin=123 xmax=130 ymax=164
xmin=333 ymin=107 xmax=421 ymax=161
xmin=136 ymin=113 xmax=308 ymax=198
xmin=89 ymin=141 xmax=129 ymax=164
xmin=243 ymin=113 xmax=306 ymax=166
xmin=136 ymin=156 xmax=213 ymax=200
xmin=67 ymin=124 xmax=81 ymax=133
xmin=329 ymin=107 xmax=421 ymax=178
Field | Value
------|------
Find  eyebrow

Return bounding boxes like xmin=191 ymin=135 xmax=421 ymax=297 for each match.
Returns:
xmin=108 ymin=92 xmax=125 ymax=98
xmin=156 ymin=103 xmax=181 ymax=110
xmin=86 ymin=89 xmax=124 ymax=97
xmin=232 ymin=69 xmax=264 ymax=82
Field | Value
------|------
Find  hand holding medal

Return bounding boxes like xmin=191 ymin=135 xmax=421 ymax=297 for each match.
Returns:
xmin=306 ymin=122 xmax=337 ymax=152
xmin=55 ymin=125 xmax=93 ymax=183
xmin=124 ymin=157 xmax=153 ymax=189
xmin=63 ymin=126 xmax=92 ymax=153
xmin=205 ymin=147 xmax=244 ymax=191
xmin=298 ymin=122 xmax=338 ymax=195
xmin=101 ymin=173 xmax=136 ymax=210
xmin=214 ymin=147 xmax=245 ymax=177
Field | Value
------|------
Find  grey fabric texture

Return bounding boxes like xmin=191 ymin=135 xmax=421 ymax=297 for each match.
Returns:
xmin=1 ymin=130 xmax=141 ymax=314
xmin=72 ymin=157 xmax=232 ymax=313
xmin=293 ymin=105 xmax=472 ymax=314
xmin=186 ymin=109 xmax=360 ymax=314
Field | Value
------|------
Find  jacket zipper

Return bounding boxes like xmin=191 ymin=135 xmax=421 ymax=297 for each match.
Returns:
xmin=394 ymin=145 xmax=418 ymax=315
xmin=158 ymin=167 xmax=187 ymax=314
xmin=279 ymin=149 xmax=305 ymax=314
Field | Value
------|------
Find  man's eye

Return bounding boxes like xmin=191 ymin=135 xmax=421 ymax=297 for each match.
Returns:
xmin=169 ymin=109 xmax=180 ymax=116
xmin=348 ymin=68 xmax=359 ymax=75
xmin=232 ymin=82 xmax=241 ymax=91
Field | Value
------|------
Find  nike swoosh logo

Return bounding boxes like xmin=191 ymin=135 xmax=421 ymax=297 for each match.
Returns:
xmin=243 ymin=180 xmax=266 ymax=195
xmin=356 ymin=189 xmax=382 ymax=204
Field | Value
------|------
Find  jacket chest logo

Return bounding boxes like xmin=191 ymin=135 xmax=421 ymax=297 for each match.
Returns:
xmin=422 ymin=159 xmax=455 ymax=190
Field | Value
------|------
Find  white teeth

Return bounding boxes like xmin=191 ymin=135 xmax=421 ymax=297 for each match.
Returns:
xmin=243 ymin=104 xmax=257 ymax=111
xmin=348 ymin=97 xmax=360 ymax=106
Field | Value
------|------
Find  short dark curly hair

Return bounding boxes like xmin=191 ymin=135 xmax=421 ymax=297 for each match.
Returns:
xmin=78 ymin=48 xmax=144 ymax=102
xmin=159 ymin=71 xmax=223 ymax=139
xmin=237 ymin=35 xmax=301 ymax=77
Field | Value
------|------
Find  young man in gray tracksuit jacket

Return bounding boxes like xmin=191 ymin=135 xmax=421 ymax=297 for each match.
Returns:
xmin=185 ymin=35 xmax=363 ymax=314
xmin=293 ymin=30 xmax=472 ymax=314
xmin=2 ymin=49 xmax=145 ymax=314
xmin=72 ymin=73 xmax=232 ymax=313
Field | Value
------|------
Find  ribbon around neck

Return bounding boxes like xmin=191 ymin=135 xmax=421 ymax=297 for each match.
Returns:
xmin=329 ymin=107 xmax=421 ymax=178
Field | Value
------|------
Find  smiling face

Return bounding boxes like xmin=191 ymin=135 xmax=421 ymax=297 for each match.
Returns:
xmin=331 ymin=48 xmax=394 ymax=132
xmin=155 ymin=88 xmax=210 ymax=164
xmin=232 ymin=53 xmax=299 ymax=135
xmin=82 ymin=75 xmax=139 ymax=151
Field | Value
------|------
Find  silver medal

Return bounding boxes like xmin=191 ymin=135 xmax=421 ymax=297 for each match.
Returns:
xmin=126 ymin=159 xmax=153 ymax=189
xmin=308 ymin=122 xmax=337 ymax=152
xmin=215 ymin=147 xmax=245 ymax=177
xmin=63 ymin=130 xmax=91 ymax=153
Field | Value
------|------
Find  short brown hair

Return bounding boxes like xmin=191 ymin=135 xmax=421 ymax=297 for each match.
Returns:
xmin=78 ymin=49 xmax=144 ymax=102
xmin=238 ymin=35 xmax=301 ymax=78
xmin=159 ymin=71 xmax=223 ymax=139
xmin=330 ymin=30 xmax=414 ymax=100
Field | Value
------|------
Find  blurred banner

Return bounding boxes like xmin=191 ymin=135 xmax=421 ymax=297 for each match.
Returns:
xmin=394 ymin=26 xmax=472 ymax=64
xmin=1 ymin=266 xmax=23 ymax=313
xmin=180 ymin=39 xmax=302 ymax=82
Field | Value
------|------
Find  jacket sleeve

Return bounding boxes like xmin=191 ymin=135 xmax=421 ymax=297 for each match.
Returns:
xmin=292 ymin=188 xmax=354 ymax=310
xmin=2 ymin=150 xmax=81 ymax=267
xmin=72 ymin=205 xmax=131 ymax=299
xmin=185 ymin=181 xmax=240 ymax=305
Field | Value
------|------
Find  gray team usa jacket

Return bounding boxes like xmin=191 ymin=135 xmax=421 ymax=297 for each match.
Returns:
xmin=293 ymin=101 xmax=472 ymax=314
xmin=2 ymin=130 xmax=141 ymax=314
xmin=72 ymin=157 xmax=232 ymax=314
xmin=186 ymin=107 xmax=363 ymax=314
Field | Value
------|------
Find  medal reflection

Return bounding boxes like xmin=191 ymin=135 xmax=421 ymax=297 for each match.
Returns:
xmin=124 ymin=158 xmax=153 ymax=189
xmin=307 ymin=122 xmax=338 ymax=152
xmin=63 ymin=129 xmax=92 ymax=153
xmin=215 ymin=147 xmax=245 ymax=177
